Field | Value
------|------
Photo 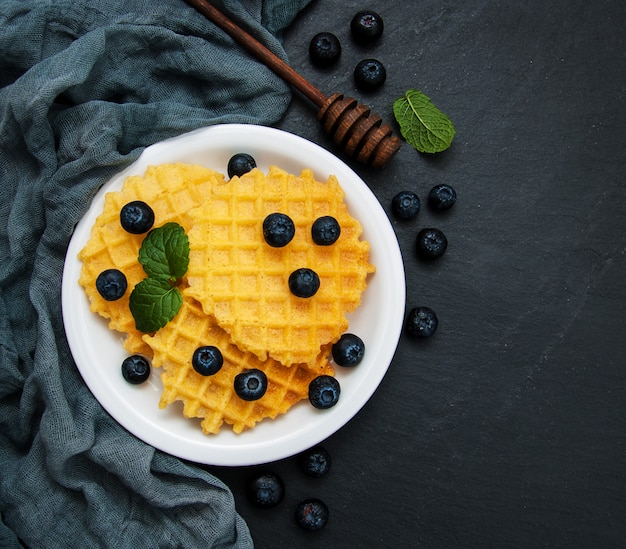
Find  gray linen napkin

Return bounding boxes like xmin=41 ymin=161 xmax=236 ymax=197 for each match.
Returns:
xmin=0 ymin=0 xmax=312 ymax=547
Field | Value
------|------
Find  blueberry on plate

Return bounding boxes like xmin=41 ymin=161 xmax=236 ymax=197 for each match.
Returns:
xmin=353 ymin=58 xmax=386 ymax=92
xmin=405 ymin=306 xmax=438 ymax=338
xmin=350 ymin=10 xmax=384 ymax=44
xmin=311 ymin=216 xmax=340 ymax=245
xmin=96 ymin=269 xmax=127 ymax=301
xmin=121 ymin=355 xmax=151 ymax=384
xmin=391 ymin=191 xmax=421 ymax=220
xmin=309 ymin=375 xmax=340 ymax=409
xmin=247 ymin=471 xmax=285 ymax=508
xmin=428 ymin=184 xmax=457 ymax=211
xmin=263 ymin=212 xmax=295 ymax=247
xmin=416 ymin=227 xmax=448 ymax=259
xmin=295 ymin=498 xmax=329 ymax=531
xmin=331 ymin=333 xmax=365 ymax=367
xmin=309 ymin=32 xmax=341 ymax=68
xmin=120 ymin=200 xmax=155 ymax=234
xmin=192 ymin=345 xmax=223 ymax=376
xmin=227 ymin=153 xmax=256 ymax=178
xmin=300 ymin=445 xmax=332 ymax=478
xmin=289 ymin=268 xmax=320 ymax=298
xmin=234 ymin=369 xmax=268 ymax=401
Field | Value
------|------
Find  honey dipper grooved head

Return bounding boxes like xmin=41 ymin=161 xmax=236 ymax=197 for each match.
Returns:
xmin=318 ymin=93 xmax=401 ymax=168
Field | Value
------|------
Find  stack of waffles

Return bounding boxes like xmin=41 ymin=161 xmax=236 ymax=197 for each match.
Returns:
xmin=78 ymin=163 xmax=373 ymax=434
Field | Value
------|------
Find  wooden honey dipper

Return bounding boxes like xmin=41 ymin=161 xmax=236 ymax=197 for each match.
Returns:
xmin=185 ymin=0 xmax=401 ymax=168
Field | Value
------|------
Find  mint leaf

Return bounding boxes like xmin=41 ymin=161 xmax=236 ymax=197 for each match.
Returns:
xmin=129 ymin=277 xmax=183 ymax=333
xmin=393 ymin=89 xmax=455 ymax=153
xmin=138 ymin=222 xmax=189 ymax=281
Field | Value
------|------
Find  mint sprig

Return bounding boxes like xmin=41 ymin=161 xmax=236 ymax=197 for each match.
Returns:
xmin=393 ymin=89 xmax=455 ymax=154
xmin=130 ymin=222 xmax=189 ymax=332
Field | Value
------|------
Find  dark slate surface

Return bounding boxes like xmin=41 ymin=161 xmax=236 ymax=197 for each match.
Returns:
xmin=209 ymin=1 xmax=626 ymax=547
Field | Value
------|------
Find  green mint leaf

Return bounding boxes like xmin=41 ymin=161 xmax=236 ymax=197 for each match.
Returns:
xmin=393 ymin=89 xmax=455 ymax=153
xmin=129 ymin=277 xmax=183 ymax=333
xmin=138 ymin=222 xmax=189 ymax=281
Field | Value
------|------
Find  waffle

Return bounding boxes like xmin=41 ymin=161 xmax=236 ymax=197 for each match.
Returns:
xmin=185 ymin=166 xmax=375 ymax=367
xmin=78 ymin=163 xmax=225 ymax=356
xmin=144 ymin=299 xmax=335 ymax=434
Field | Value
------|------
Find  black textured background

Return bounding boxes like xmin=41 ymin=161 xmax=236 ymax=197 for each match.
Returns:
xmin=209 ymin=1 xmax=626 ymax=547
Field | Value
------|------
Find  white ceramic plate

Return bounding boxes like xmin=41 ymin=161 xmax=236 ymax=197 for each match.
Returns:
xmin=62 ymin=124 xmax=405 ymax=466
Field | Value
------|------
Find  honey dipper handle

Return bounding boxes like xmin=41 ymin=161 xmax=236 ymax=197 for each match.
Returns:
xmin=185 ymin=0 xmax=328 ymax=107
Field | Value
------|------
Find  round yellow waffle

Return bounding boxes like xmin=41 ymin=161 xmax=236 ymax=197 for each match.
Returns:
xmin=78 ymin=163 xmax=225 ymax=356
xmin=184 ymin=165 xmax=375 ymax=366
xmin=144 ymin=299 xmax=335 ymax=434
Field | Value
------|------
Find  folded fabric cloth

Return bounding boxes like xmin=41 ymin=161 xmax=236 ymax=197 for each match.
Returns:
xmin=0 ymin=0 xmax=312 ymax=547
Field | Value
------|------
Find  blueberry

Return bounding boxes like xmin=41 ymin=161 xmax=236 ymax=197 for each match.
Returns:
xmin=428 ymin=184 xmax=457 ymax=211
xmin=309 ymin=32 xmax=341 ymax=68
xmin=192 ymin=345 xmax=223 ymax=376
xmin=331 ymin=333 xmax=365 ymax=367
xmin=353 ymin=58 xmax=386 ymax=92
xmin=405 ymin=306 xmax=438 ymax=338
xmin=227 ymin=153 xmax=256 ymax=178
xmin=120 ymin=201 xmax=155 ymax=234
xmin=350 ymin=10 xmax=384 ymax=44
xmin=311 ymin=216 xmax=340 ymax=245
xmin=308 ymin=375 xmax=340 ymax=409
xmin=416 ymin=228 xmax=448 ymax=259
xmin=300 ymin=445 xmax=332 ymax=478
xmin=295 ymin=498 xmax=329 ymax=531
xmin=263 ymin=213 xmax=295 ymax=247
xmin=247 ymin=471 xmax=285 ymax=508
xmin=96 ymin=269 xmax=128 ymax=301
xmin=234 ymin=369 xmax=267 ymax=401
xmin=392 ymin=191 xmax=421 ymax=220
xmin=289 ymin=268 xmax=320 ymax=298
xmin=121 ymin=355 xmax=151 ymax=384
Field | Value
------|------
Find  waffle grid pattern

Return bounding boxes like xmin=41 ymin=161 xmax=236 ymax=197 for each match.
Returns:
xmin=78 ymin=163 xmax=224 ymax=355
xmin=185 ymin=166 xmax=374 ymax=366
xmin=145 ymin=300 xmax=334 ymax=434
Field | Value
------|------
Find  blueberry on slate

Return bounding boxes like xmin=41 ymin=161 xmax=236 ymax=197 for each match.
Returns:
xmin=295 ymin=498 xmax=329 ymax=531
xmin=247 ymin=471 xmax=285 ymax=508
xmin=405 ymin=306 xmax=438 ymax=338
xmin=350 ymin=10 xmax=384 ymax=44
xmin=300 ymin=445 xmax=332 ymax=478
xmin=416 ymin=228 xmax=448 ymax=259
xmin=311 ymin=216 xmax=340 ymax=245
xmin=120 ymin=200 xmax=155 ymax=234
xmin=234 ymin=369 xmax=268 ymax=401
xmin=391 ymin=191 xmax=421 ymax=220
xmin=428 ymin=183 xmax=457 ymax=211
xmin=308 ymin=375 xmax=340 ymax=409
xmin=353 ymin=58 xmax=386 ymax=92
xmin=227 ymin=153 xmax=256 ymax=178
xmin=289 ymin=268 xmax=320 ymax=298
xmin=121 ymin=355 xmax=151 ymax=384
xmin=96 ymin=269 xmax=127 ymax=301
xmin=331 ymin=333 xmax=365 ymax=367
xmin=192 ymin=345 xmax=223 ymax=376
xmin=309 ymin=32 xmax=341 ymax=68
xmin=263 ymin=213 xmax=295 ymax=247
